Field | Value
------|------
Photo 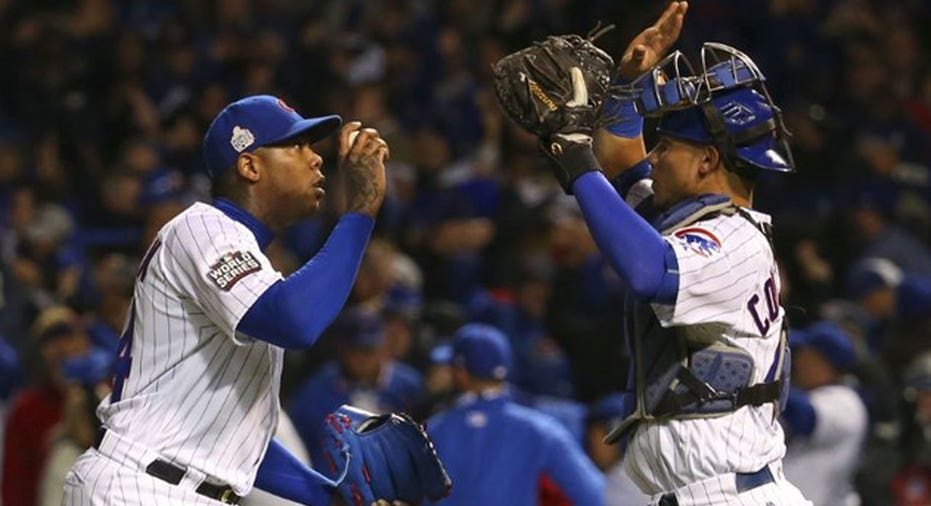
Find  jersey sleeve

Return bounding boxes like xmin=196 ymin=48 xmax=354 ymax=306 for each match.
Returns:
xmin=540 ymin=418 xmax=606 ymax=506
xmin=651 ymin=217 xmax=762 ymax=329
xmin=809 ymin=386 xmax=868 ymax=447
xmin=162 ymin=212 xmax=283 ymax=342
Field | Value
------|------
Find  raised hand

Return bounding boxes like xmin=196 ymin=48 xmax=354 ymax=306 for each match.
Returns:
xmin=617 ymin=1 xmax=689 ymax=81
xmin=339 ymin=122 xmax=389 ymax=217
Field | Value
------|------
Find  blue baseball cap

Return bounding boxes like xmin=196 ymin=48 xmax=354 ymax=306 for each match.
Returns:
xmin=789 ymin=321 xmax=857 ymax=371
xmin=845 ymin=258 xmax=902 ymax=299
xmin=450 ymin=324 xmax=512 ymax=380
xmin=658 ymin=87 xmax=791 ymax=172
xmin=202 ymin=95 xmax=342 ymax=178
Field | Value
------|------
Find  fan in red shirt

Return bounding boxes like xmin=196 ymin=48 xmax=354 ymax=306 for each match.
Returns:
xmin=2 ymin=306 xmax=91 ymax=506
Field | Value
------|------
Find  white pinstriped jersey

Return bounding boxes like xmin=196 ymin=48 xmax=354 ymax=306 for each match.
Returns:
xmin=623 ymin=179 xmax=789 ymax=495
xmin=97 ymin=202 xmax=284 ymax=496
xmin=783 ymin=385 xmax=867 ymax=506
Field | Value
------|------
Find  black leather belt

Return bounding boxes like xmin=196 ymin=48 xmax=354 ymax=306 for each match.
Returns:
xmin=94 ymin=430 xmax=242 ymax=505
xmin=657 ymin=466 xmax=775 ymax=505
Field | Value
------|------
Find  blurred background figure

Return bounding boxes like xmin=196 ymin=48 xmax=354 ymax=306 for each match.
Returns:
xmin=783 ymin=321 xmax=868 ymax=506
xmin=424 ymin=323 xmax=604 ymax=506
xmin=288 ymin=307 xmax=423 ymax=469
xmin=3 ymin=306 xmax=91 ymax=506
xmin=584 ymin=393 xmax=650 ymax=506
xmin=888 ymin=352 xmax=931 ymax=506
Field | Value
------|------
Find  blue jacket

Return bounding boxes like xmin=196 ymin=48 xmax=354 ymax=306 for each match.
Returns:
xmin=426 ymin=391 xmax=604 ymax=506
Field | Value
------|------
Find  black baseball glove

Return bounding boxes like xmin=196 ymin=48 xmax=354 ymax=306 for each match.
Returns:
xmin=492 ymin=28 xmax=617 ymax=192
xmin=492 ymin=30 xmax=615 ymax=139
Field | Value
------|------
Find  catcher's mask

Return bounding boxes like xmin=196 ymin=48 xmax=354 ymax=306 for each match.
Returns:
xmin=625 ymin=43 xmax=794 ymax=174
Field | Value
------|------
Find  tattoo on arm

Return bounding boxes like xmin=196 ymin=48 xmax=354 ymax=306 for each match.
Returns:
xmin=345 ymin=159 xmax=378 ymax=214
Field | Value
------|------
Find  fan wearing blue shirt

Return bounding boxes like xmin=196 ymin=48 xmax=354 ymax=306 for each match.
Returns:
xmin=425 ymin=324 xmax=604 ymax=506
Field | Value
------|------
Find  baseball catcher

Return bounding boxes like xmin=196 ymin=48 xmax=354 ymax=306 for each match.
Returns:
xmin=322 ymin=405 xmax=452 ymax=506
xmin=493 ymin=1 xmax=812 ymax=503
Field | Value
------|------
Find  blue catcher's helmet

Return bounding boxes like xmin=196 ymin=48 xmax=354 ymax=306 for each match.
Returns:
xmin=626 ymin=43 xmax=794 ymax=174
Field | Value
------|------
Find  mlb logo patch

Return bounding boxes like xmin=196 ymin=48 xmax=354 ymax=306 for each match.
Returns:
xmin=674 ymin=227 xmax=722 ymax=258
xmin=207 ymin=251 xmax=262 ymax=290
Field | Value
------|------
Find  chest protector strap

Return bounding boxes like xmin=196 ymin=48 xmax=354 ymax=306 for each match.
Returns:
xmin=604 ymin=195 xmax=790 ymax=445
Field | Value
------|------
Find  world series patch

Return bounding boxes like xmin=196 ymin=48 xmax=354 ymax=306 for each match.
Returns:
xmin=207 ymin=251 xmax=261 ymax=291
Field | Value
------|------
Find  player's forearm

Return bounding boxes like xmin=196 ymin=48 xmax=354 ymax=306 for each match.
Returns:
xmin=571 ymin=165 xmax=678 ymax=303
xmin=254 ymin=438 xmax=335 ymax=505
xmin=238 ymin=213 xmax=374 ymax=348
xmin=595 ymin=130 xmax=646 ymax=180
xmin=596 ymin=96 xmax=646 ymax=179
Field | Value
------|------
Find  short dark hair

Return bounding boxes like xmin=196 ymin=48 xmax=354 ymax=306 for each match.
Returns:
xmin=210 ymin=161 xmax=245 ymax=201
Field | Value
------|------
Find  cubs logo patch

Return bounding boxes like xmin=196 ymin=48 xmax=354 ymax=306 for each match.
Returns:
xmin=276 ymin=98 xmax=295 ymax=112
xmin=674 ymin=227 xmax=722 ymax=258
xmin=207 ymin=251 xmax=261 ymax=291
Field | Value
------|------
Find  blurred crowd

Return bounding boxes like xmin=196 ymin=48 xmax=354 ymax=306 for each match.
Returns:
xmin=0 ymin=0 xmax=930 ymax=505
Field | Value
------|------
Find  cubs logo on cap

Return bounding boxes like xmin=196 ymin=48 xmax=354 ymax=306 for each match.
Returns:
xmin=203 ymin=95 xmax=342 ymax=179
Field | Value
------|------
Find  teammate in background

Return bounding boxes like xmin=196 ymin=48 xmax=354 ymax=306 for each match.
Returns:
xmin=782 ymin=321 xmax=867 ymax=506
xmin=424 ymin=323 xmax=604 ymax=506
xmin=289 ymin=307 xmax=424 ymax=469
xmin=524 ymin=2 xmax=810 ymax=503
xmin=62 ymin=95 xmax=397 ymax=505
xmin=584 ymin=393 xmax=650 ymax=506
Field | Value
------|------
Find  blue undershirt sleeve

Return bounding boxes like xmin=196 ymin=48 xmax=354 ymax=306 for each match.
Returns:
xmin=254 ymin=438 xmax=335 ymax=505
xmin=572 ymin=170 xmax=679 ymax=303
xmin=782 ymin=388 xmax=817 ymax=437
xmin=238 ymin=213 xmax=375 ymax=348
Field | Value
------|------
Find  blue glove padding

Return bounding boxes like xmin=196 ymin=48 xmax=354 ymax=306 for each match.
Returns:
xmin=322 ymin=405 xmax=452 ymax=506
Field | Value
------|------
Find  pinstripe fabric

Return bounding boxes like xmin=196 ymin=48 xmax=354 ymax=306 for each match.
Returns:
xmin=63 ymin=450 xmax=227 ymax=505
xmin=81 ymin=202 xmax=284 ymax=500
xmin=617 ymin=173 xmax=803 ymax=503
xmin=643 ymin=462 xmax=810 ymax=505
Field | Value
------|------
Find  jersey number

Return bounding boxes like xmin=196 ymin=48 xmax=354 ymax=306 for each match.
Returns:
xmin=111 ymin=239 xmax=161 ymax=402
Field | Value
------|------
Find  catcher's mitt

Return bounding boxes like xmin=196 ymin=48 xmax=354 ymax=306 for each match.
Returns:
xmin=492 ymin=28 xmax=616 ymax=138
xmin=322 ymin=405 xmax=451 ymax=506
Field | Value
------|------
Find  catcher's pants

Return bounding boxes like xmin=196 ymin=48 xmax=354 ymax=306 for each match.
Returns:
xmin=648 ymin=461 xmax=813 ymax=506
xmin=61 ymin=430 xmax=235 ymax=506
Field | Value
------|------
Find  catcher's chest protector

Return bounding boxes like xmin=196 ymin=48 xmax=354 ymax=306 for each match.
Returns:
xmin=605 ymin=195 xmax=790 ymax=444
